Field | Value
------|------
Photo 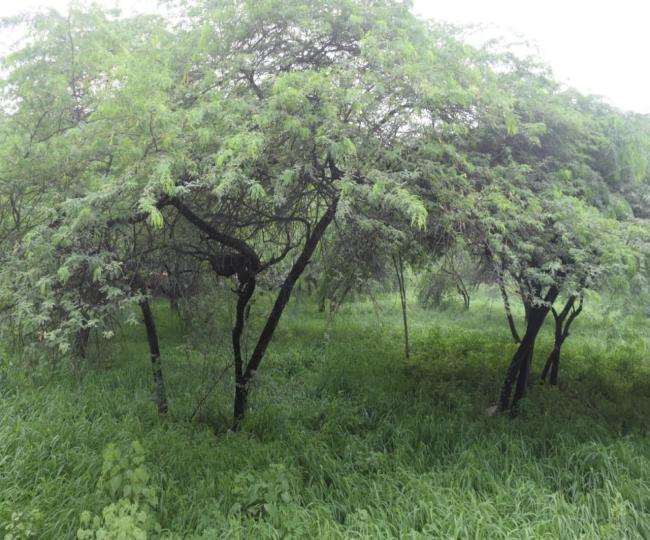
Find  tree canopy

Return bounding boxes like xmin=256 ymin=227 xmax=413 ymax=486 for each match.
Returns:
xmin=0 ymin=0 xmax=648 ymax=424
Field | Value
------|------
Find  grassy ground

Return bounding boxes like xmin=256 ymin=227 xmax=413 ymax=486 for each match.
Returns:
xmin=1 ymin=289 xmax=649 ymax=538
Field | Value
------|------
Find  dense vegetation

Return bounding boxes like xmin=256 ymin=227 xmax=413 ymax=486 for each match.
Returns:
xmin=0 ymin=0 xmax=648 ymax=537
xmin=1 ymin=295 xmax=648 ymax=537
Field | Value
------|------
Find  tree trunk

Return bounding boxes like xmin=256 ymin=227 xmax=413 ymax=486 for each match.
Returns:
xmin=393 ymin=253 xmax=410 ymax=361
xmin=540 ymin=294 xmax=582 ymax=386
xmin=74 ymin=326 xmax=90 ymax=359
xmin=456 ymin=277 xmax=470 ymax=310
xmin=232 ymin=199 xmax=339 ymax=429
xmin=516 ymin=339 xmax=536 ymax=400
xmin=317 ymin=274 xmax=330 ymax=313
xmin=231 ymin=277 xmax=256 ymax=430
xmin=541 ymin=309 xmax=563 ymax=385
xmin=233 ymin=384 xmax=248 ymax=426
xmin=499 ymin=280 xmax=520 ymax=343
xmin=541 ymin=347 xmax=561 ymax=385
xmin=498 ymin=286 xmax=558 ymax=412
xmin=549 ymin=349 xmax=561 ymax=385
xmin=140 ymin=298 xmax=168 ymax=415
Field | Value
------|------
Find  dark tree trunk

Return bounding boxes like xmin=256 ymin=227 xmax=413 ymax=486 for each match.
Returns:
xmin=317 ymin=274 xmax=330 ymax=313
xmin=231 ymin=277 xmax=256 ymax=430
xmin=541 ymin=309 xmax=563 ymax=385
xmin=498 ymin=285 xmax=559 ymax=412
xmin=456 ymin=277 xmax=470 ymax=310
xmin=540 ymin=294 xmax=582 ymax=386
xmin=498 ymin=280 xmax=520 ymax=343
xmin=233 ymin=384 xmax=248 ymax=426
xmin=515 ymin=339 xmax=535 ymax=400
xmin=393 ymin=253 xmax=410 ymax=361
xmin=74 ymin=326 xmax=90 ymax=359
xmin=549 ymin=349 xmax=560 ymax=385
xmin=541 ymin=347 xmax=561 ymax=385
xmin=232 ymin=199 xmax=338 ymax=429
xmin=140 ymin=298 xmax=168 ymax=415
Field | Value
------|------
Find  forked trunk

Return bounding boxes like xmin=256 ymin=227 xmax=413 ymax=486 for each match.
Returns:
xmin=232 ymin=198 xmax=339 ymax=429
xmin=498 ymin=286 xmax=559 ymax=412
xmin=540 ymin=293 xmax=582 ymax=386
xmin=541 ymin=347 xmax=561 ymax=385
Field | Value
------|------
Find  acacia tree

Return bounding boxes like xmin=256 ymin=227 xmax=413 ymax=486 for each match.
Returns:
xmin=139 ymin=0 xmax=490 ymax=426
xmin=3 ymin=0 xmax=646 ymax=427
xmin=0 ymin=6 xmax=181 ymax=414
xmin=457 ymin=55 xmax=642 ymax=410
xmin=1 ymin=0 xmax=486 ymax=425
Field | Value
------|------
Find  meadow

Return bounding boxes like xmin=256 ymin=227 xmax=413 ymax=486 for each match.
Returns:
xmin=1 ymin=290 xmax=649 ymax=538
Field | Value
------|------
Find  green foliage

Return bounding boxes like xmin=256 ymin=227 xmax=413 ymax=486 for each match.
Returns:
xmin=1 ymin=510 xmax=42 ymax=540
xmin=229 ymin=463 xmax=301 ymax=523
xmin=77 ymin=441 xmax=160 ymax=539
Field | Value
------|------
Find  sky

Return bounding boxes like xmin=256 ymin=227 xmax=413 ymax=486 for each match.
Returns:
xmin=1 ymin=0 xmax=648 ymax=114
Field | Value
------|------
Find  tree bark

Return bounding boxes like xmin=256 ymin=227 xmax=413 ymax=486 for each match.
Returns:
xmin=232 ymin=277 xmax=256 ymax=429
xmin=74 ymin=325 xmax=90 ymax=359
xmin=393 ymin=253 xmax=410 ymax=361
xmin=232 ymin=198 xmax=338 ymax=429
xmin=498 ymin=280 xmax=520 ymax=343
xmin=541 ymin=347 xmax=561 ymax=385
xmin=140 ymin=298 xmax=168 ymax=415
xmin=498 ymin=285 xmax=559 ymax=412
xmin=540 ymin=294 xmax=582 ymax=386
xmin=456 ymin=277 xmax=470 ymax=310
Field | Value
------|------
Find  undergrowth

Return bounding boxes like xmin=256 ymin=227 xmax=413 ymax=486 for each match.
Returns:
xmin=0 ymin=290 xmax=648 ymax=538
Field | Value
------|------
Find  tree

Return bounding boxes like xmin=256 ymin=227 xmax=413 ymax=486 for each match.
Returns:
xmin=0 ymin=0 xmax=483 ymax=426
xmin=457 ymin=57 xmax=642 ymax=410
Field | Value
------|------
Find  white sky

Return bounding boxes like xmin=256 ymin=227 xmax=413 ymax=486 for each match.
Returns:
xmin=1 ymin=0 xmax=648 ymax=114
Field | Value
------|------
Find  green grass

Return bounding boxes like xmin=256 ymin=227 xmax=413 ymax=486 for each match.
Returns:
xmin=1 ymin=290 xmax=649 ymax=538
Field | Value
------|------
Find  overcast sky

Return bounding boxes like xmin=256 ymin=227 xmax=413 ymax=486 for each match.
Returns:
xmin=1 ymin=0 xmax=648 ymax=114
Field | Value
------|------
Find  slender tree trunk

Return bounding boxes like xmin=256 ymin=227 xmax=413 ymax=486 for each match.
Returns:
xmin=140 ymin=298 xmax=168 ymax=415
xmin=549 ymin=349 xmax=561 ymax=385
xmin=541 ymin=311 xmax=563 ymax=384
xmin=232 ymin=199 xmax=339 ymax=429
xmin=456 ymin=277 xmax=470 ymax=310
xmin=498 ymin=324 xmax=535 ymax=411
xmin=540 ymin=294 xmax=582 ymax=386
xmin=232 ymin=277 xmax=256 ymax=430
xmin=499 ymin=280 xmax=520 ymax=343
xmin=393 ymin=253 xmax=410 ymax=361
xmin=541 ymin=347 xmax=561 ymax=385
xmin=515 ymin=339 xmax=535 ymax=400
xmin=317 ymin=274 xmax=330 ymax=313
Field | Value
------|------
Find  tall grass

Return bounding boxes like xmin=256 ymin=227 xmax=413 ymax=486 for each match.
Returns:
xmin=1 ymin=290 xmax=648 ymax=538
